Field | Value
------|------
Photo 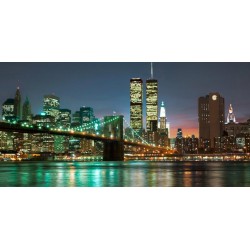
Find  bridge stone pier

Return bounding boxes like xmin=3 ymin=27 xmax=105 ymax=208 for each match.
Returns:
xmin=103 ymin=115 xmax=124 ymax=161
xmin=103 ymin=141 xmax=124 ymax=161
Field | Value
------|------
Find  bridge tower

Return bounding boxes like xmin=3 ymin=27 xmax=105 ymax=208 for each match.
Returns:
xmin=103 ymin=115 xmax=124 ymax=161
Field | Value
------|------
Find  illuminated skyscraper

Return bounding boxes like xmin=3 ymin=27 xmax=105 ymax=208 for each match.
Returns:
xmin=14 ymin=87 xmax=22 ymax=120
xmin=146 ymin=63 xmax=158 ymax=132
xmin=22 ymin=97 xmax=32 ymax=121
xmin=80 ymin=107 xmax=94 ymax=126
xmin=159 ymin=101 xmax=166 ymax=130
xmin=198 ymin=92 xmax=225 ymax=149
xmin=2 ymin=98 xmax=15 ymax=121
xmin=158 ymin=101 xmax=169 ymax=147
xmin=226 ymin=104 xmax=236 ymax=124
xmin=59 ymin=109 xmax=71 ymax=129
xmin=130 ymin=78 xmax=143 ymax=134
xmin=43 ymin=95 xmax=60 ymax=121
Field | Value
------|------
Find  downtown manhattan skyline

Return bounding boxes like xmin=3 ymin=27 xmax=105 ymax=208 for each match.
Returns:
xmin=1 ymin=62 xmax=250 ymax=137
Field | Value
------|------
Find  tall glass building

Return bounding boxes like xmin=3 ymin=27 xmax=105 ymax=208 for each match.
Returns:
xmin=130 ymin=78 xmax=143 ymax=134
xmin=146 ymin=79 xmax=158 ymax=132
xmin=43 ymin=94 xmax=60 ymax=121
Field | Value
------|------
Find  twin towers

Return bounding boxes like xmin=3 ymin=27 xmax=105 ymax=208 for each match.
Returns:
xmin=130 ymin=63 xmax=166 ymax=136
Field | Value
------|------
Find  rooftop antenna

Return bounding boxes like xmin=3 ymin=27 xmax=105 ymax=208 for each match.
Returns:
xmin=151 ymin=62 xmax=154 ymax=79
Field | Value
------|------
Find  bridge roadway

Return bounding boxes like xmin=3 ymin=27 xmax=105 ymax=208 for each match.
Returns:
xmin=0 ymin=122 xmax=167 ymax=161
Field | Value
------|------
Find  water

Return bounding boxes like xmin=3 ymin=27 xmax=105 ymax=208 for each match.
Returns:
xmin=1 ymin=161 xmax=250 ymax=187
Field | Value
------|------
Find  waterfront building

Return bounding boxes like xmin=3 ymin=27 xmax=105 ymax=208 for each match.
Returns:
xmin=54 ymin=135 xmax=69 ymax=154
xmin=2 ymin=98 xmax=15 ymax=121
xmin=14 ymin=87 xmax=22 ymax=120
xmin=43 ymin=94 xmax=60 ymax=122
xmin=198 ymin=92 xmax=225 ymax=149
xmin=32 ymin=114 xmax=56 ymax=153
xmin=183 ymin=135 xmax=199 ymax=154
xmin=175 ymin=133 xmax=198 ymax=154
xmin=130 ymin=78 xmax=143 ymax=135
xmin=0 ymin=132 xmax=14 ymax=150
xmin=22 ymin=97 xmax=32 ymax=121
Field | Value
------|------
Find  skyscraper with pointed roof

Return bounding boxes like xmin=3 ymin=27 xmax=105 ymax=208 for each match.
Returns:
xmin=14 ymin=87 xmax=22 ymax=120
xmin=226 ymin=104 xmax=236 ymax=123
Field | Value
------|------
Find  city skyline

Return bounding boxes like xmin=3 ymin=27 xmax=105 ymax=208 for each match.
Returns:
xmin=1 ymin=62 xmax=250 ymax=136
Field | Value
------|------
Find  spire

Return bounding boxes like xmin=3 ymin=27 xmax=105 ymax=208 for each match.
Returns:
xmin=160 ymin=101 xmax=166 ymax=118
xmin=151 ymin=62 xmax=153 ymax=79
xmin=227 ymin=103 xmax=236 ymax=123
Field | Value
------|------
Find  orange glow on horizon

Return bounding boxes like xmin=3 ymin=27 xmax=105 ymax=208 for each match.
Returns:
xmin=171 ymin=127 xmax=198 ymax=138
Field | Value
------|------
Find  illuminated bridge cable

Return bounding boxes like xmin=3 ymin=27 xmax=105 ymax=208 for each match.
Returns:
xmin=123 ymin=117 xmax=149 ymax=145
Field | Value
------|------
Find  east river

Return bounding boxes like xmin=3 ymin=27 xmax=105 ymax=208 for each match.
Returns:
xmin=1 ymin=161 xmax=250 ymax=187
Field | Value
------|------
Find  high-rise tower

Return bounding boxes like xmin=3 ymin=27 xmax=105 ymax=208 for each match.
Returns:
xmin=198 ymin=92 xmax=225 ymax=148
xmin=22 ymin=97 xmax=32 ymax=121
xmin=130 ymin=78 xmax=143 ymax=134
xmin=159 ymin=101 xmax=166 ymax=130
xmin=226 ymin=104 xmax=236 ymax=123
xmin=146 ymin=63 xmax=158 ymax=132
xmin=14 ymin=87 xmax=22 ymax=120
xmin=43 ymin=94 xmax=60 ymax=121
xmin=2 ymin=98 xmax=15 ymax=121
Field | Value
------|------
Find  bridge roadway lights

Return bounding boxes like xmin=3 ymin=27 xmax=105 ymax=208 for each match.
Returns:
xmin=103 ymin=141 xmax=124 ymax=161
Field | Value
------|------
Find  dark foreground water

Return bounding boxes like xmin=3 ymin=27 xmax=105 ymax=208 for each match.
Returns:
xmin=1 ymin=161 xmax=250 ymax=187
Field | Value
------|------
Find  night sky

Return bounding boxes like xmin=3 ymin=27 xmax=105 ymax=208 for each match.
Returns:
xmin=0 ymin=62 xmax=250 ymax=137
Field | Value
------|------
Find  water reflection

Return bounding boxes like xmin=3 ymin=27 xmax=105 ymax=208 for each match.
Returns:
xmin=1 ymin=161 xmax=250 ymax=187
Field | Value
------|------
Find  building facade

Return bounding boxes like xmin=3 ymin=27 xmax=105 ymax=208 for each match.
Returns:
xmin=198 ymin=92 xmax=225 ymax=149
xmin=130 ymin=78 xmax=143 ymax=135
xmin=80 ymin=107 xmax=94 ymax=126
xmin=146 ymin=79 xmax=158 ymax=132
xmin=2 ymin=98 xmax=15 ymax=121
xmin=43 ymin=94 xmax=60 ymax=122
xmin=14 ymin=87 xmax=22 ymax=120
xmin=22 ymin=97 xmax=32 ymax=121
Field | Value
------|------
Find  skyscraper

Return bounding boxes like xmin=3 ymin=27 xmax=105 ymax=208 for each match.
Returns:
xmin=59 ymin=109 xmax=71 ymax=129
xmin=14 ymin=87 xmax=22 ymax=120
xmin=43 ymin=94 xmax=60 ymax=121
xmin=146 ymin=63 xmax=158 ymax=132
xmin=80 ymin=107 xmax=94 ymax=126
xmin=2 ymin=98 xmax=15 ymax=121
xmin=198 ymin=92 xmax=225 ymax=149
xmin=130 ymin=78 xmax=143 ymax=134
xmin=159 ymin=101 xmax=166 ymax=130
xmin=158 ymin=101 xmax=169 ymax=147
xmin=226 ymin=104 xmax=236 ymax=124
xmin=22 ymin=97 xmax=32 ymax=121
